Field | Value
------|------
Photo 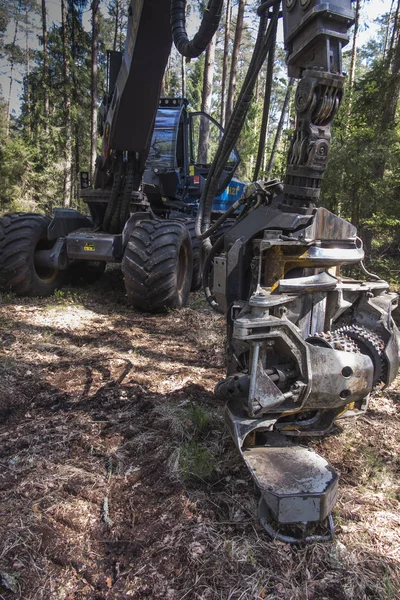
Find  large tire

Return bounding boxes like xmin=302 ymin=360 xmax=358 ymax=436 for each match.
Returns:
xmin=0 ymin=213 xmax=65 ymax=296
xmin=175 ymin=218 xmax=203 ymax=291
xmin=122 ymin=219 xmax=193 ymax=312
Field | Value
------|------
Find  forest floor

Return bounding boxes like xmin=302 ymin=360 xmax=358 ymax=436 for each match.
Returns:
xmin=0 ymin=266 xmax=399 ymax=600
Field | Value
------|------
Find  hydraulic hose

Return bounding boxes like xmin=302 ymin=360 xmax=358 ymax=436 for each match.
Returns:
xmin=195 ymin=4 xmax=280 ymax=242
xmin=257 ymin=0 xmax=280 ymax=16
xmin=117 ymin=155 xmax=136 ymax=233
xmin=171 ymin=0 xmax=224 ymax=58
xmin=203 ymin=9 xmax=277 ymax=212
xmin=199 ymin=195 xmax=247 ymax=241
xmin=103 ymin=154 xmax=124 ymax=232
xmin=202 ymin=233 xmax=225 ymax=312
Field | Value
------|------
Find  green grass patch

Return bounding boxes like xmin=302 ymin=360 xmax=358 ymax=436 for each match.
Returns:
xmin=185 ymin=404 xmax=213 ymax=434
xmin=179 ymin=440 xmax=217 ymax=482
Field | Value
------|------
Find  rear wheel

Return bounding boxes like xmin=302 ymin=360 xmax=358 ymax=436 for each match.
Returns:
xmin=122 ymin=219 xmax=192 ymax=312
xmin=0 ymin=213 xmax=65 ymax=296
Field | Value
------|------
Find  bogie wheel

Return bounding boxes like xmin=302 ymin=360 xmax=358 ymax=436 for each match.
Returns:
xmin=0 ymin=213 xmax=65 ymax=296
xmin=122 ymin=219 xmax=193 ymax=312
xmin=175 ymin=218 xmax=203 ymax=291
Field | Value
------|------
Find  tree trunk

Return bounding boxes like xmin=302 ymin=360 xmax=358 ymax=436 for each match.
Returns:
xmin=201 ymin=33 xmax=216 ymax=114
xmin=113 ymin=0 xmax=119 ymax=51
xmin=41 ymin=0 xmax=49 ymax=132
xmin=61 ymin=0 xmax=72 ymax=207
xmin=198 ymin=33 xmax=216 ymax=163
xmin=267 ymin=78 xmax=295 ymax=176
xmin=346 ymin=0 xmax=361 ymax=125
xmin=160 ymin=72 xmax=166 ymax=97
xmin=25 ymin=3 xmax=31 ymax=138
xmin=382 ymin=0 xmax=400 ymax=128
xmin=117 ymin=0 xmax=128 ymax=51
xmin=164 ymin=54 xmax=171 ymax=96
xmin=225 ymin=0 xmax=245 ymax=126
xmin=388 ymin=0 xmax=400 ymax=59
xmin=253 ymin=20 xmax=277 ymax=181
xmin=181 ymin=55 xmax=186 ymax=98
xmin=383 ymin=0 xmax=395 ymax=58
xmin=5 ymin=2 xmax=21 ymax=139
xmin=374 ymin=0 xmax=400 ymax=180
xmin=90 ymin=0 xmax=99 ymax=183
xmin=220 ymin=0 xmax=231 ymax=127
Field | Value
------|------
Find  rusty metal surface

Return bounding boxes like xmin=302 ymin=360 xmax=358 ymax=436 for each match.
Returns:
xmin=305 ymin=344 xmax=374 ymax=408
xmin=224 ymin=405 xmax=276 ymax=450
xmin=302 ymin=207 xmax=357 ymax=241
xmin=278 ymin=271 xmax=337 ymax=293
xmin=250 ymin=360 xmax=287 ymax=413
xmin=385 ymin=332 xmax=400 ymax=387
xmin=242 ymin=433 xmax=338 ymax=524
xmin=222 ymin=205 xmax=398 ymax=532
xmin=258 ymin=498 xmax=335 ymax=543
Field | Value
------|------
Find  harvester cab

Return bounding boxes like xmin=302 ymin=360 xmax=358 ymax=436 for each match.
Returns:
xmin=143 ymin=98 xmax=245 ymax=216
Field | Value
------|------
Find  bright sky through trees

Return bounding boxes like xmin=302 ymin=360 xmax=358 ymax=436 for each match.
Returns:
xmin=0 ymin=0 xmax=394 ymax=116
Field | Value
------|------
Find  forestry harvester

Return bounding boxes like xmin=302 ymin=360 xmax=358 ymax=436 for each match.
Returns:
xmin=0 ymin=0 xmax=398 ymax=541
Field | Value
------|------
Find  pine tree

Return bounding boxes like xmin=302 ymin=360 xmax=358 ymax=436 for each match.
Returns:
xmin=225 ymin=0 xmax=245 ymax=125
xmin=61 ymin=0 xmax=72 ymax=207
xmin=90 ymin=0 xmax=100 ymax=182
xmin=41 ymin=0 xmax=49 ymax=132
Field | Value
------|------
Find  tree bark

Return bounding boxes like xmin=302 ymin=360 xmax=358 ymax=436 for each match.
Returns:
xmin=41 ymin=0 xmax=49 ymax=132
xmin=225 ymin=0 xmax=245 ymax=126
xmin=383 ymin=0 xmax=395 ymax=58
xmin=220 ymin=0 xmax=231 ymax=127
xmin=5 ymin=1 xmax=21 ymax=139
xmin=345 ymin=0 xmax=361 ymax=125
xmin=388 ymin=0 xmax=400 ymax=59
xmin=267 ymin=78 xmax=295 ymax=177
xmin=160 ymin=72 xmax=166 ymax=97
xmin=61 ymin=0 xmax=72 ymax=207
xmin=113 ymin=0 xmax=119 ymax=51
xmin=25 ymin=3 xmax=31 ymax=138
xmin=253 ymin=20 xmax=277 ymax=181
xmin=383 ymin=0 xmax=400 ymax=127
xmin=181 ymin=55 xmax=186 ymax=98
xmin=90 ymin=0 xmax=99 ymax=183
xmin=198 ymin=33 xmax=216 ymax=163
xmin=373 ymin=0 xmax=400 ymax=180
xmin=164 ymin=54 xmax=171 ymax=96
xmin=201 ymin=33 xmax=216 ymax=114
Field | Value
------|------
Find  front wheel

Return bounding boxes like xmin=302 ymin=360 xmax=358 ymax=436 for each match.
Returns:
xmin=0 ymin=213 xmax=65 ymax=296
xmin=174 ymin=218 xmax=203 ymax=291
xmin=122 ymin=219 xmax=193 ymax=312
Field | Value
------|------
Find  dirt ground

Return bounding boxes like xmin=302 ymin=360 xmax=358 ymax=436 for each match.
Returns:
xmin=0 ymin=267 xmax=399 ymax=600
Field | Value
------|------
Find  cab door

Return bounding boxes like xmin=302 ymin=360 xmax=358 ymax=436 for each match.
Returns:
xmin=188 ymin=112 xmax=240 ymax=198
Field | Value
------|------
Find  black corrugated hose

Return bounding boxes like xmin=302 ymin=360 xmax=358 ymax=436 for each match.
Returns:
xmin=171 ymin=0 xmax=224 ymax=58
xmin=103 ymin=154 xmax=124 ymax=232
xmin=194 ymin=3 xmax=280 ymax=245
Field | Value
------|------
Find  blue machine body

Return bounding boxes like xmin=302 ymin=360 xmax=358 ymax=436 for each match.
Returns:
xmin=143 ymin=99 xmax=245 ymax=215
